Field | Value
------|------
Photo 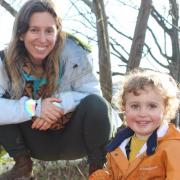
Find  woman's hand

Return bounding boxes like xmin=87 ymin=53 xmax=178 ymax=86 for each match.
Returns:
xmin=40 ymin=97 xmax=64 ymax=124
xmin=31 ymin=118 xmax=51 ymax=130
xmin=32 ymin=117 xmax=65 ymax=130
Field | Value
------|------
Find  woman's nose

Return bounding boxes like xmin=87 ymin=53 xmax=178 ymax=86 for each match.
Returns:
xmin=38 ymin=32 xmax=46 ymax=42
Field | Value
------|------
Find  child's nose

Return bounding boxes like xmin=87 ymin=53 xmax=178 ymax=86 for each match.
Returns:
xmin=139 ymin=107 xmax=148 ymax=116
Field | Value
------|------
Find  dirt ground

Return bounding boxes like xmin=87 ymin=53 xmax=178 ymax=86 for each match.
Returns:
xmin=0 ymin=155 xmax=89 ymax=180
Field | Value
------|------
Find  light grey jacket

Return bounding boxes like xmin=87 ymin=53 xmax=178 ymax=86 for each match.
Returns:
xmin=0 ymin=37 xmax=102 ymax=124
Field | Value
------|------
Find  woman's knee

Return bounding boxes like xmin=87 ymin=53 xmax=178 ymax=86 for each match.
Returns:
xmin=81 ymin=94 xmax=109 ymax=111
xmin=79 ymin=94 xmax=112 ymax=126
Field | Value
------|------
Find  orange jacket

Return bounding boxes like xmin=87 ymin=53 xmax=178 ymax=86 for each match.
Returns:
xmin=89 ymin=124 xmax=180 ymax=180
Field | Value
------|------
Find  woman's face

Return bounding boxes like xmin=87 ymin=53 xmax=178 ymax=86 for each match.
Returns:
xmin=21 ymin=12 xmax=58 ymax=65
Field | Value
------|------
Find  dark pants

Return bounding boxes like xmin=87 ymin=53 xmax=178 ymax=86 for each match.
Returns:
xmin=0 ymin=94 xmax=116 ymax=164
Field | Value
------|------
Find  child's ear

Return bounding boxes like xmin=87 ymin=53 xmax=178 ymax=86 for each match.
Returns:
xmin=123 ymin=113 xmax=127 ymax=121
xmin=162 ymin=104 xmax=168 ymax=121
xmin=163 ymin=100 xmax=168 ymax=116
xmin=121 ymin=106 xmax=125 ymax=112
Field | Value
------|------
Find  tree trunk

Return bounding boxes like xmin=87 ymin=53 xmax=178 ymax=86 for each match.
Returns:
xmin=169 ymin=0 xmax=180 ymax=127
xmin=127 ymin=0 xmax=152 ymax=71
xmin=168 ymin=0 xmax=180 ymax=82
xmin=93 ymin=0 xmax=112 ymax=102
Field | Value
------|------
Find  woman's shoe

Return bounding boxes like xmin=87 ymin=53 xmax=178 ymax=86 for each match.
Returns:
xmin=0 ymin=154 xmax=33 ymax=180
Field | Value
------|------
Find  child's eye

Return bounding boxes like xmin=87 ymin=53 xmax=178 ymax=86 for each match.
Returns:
xmin=149 ymin=104 xmax=157 ymax=109
xmin=131 ymin=104 xmax=139 ymax=109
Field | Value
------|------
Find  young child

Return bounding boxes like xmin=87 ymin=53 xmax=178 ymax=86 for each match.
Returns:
xmin=89 ymin=69 xmax=180 ymax=179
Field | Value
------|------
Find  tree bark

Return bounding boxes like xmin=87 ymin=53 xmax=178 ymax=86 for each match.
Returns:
xmin=168 ymin=0 xmax=180 ymax=82
xmin=169 ymin=0 xmax=180 ymax=127
xmin=127 ymin=0 xmax=152 ymax=71
xmin=151 ymin=0 xmax=179 ymax=127
xmin=92 ymin=0 xmax=112 ymax=102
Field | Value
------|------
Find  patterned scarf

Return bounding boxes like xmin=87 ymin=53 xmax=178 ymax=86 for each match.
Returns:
xmin=22 ymin=61 xmax=72 ymax=130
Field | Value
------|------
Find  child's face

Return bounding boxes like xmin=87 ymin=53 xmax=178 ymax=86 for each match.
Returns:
xmin=124 ymin=85 xmax=166 ymax=137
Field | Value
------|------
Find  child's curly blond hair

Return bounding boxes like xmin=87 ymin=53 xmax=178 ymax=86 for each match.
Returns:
xmin=118 ymin=69 xmax=179 ymax=122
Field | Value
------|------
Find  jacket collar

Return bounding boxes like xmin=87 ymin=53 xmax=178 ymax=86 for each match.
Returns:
xmin=106 ymin=127 xmax=134 ymax=152
xmin=106 ymin=126 xmax=158 ymax=156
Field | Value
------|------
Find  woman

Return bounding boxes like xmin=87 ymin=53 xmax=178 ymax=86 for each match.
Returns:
xmin=0 ymin=0 xmax=121 ymax=179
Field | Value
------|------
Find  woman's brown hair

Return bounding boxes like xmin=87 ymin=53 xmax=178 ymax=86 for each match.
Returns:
xmin=5 ymin=0 xmax=65 ymax=98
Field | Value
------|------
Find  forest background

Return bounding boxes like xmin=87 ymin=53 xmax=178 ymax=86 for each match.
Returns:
xmin=0 ymin=0 xmax=179 ymax=179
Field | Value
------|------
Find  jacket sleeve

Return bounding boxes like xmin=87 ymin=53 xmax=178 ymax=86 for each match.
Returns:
xmin=55 ymin=37 xmax=102 ymax=114
xmin=89 ymin=153 xmax=115 ymax=180
xmin=165 ymin=139 xmax=180 ymax=179
xmin=0 ymin=57 xmax=36 ymax=125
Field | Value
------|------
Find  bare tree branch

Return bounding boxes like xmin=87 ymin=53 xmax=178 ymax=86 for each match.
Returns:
xmin=110 ymin=42 xmax=128 ymax=64
xmin=69 ymin=0 xmax=96 ymax=29
xmin=147 ymin=27 xmax=171 ymax=60
xmin=144 ymin=44 xmax=169 ymax=69
xmin=80 ymin=0 xmax=92 ymax=10
xmin=151 ymin=5 xmax=180 ymax=32
xmin=151 ymin=7 xmax=171 ymax=34
xmin=0 ymin=0 xmax=17 ymax=16
xmin=108 ymin=22 xmax=133 ymax=41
